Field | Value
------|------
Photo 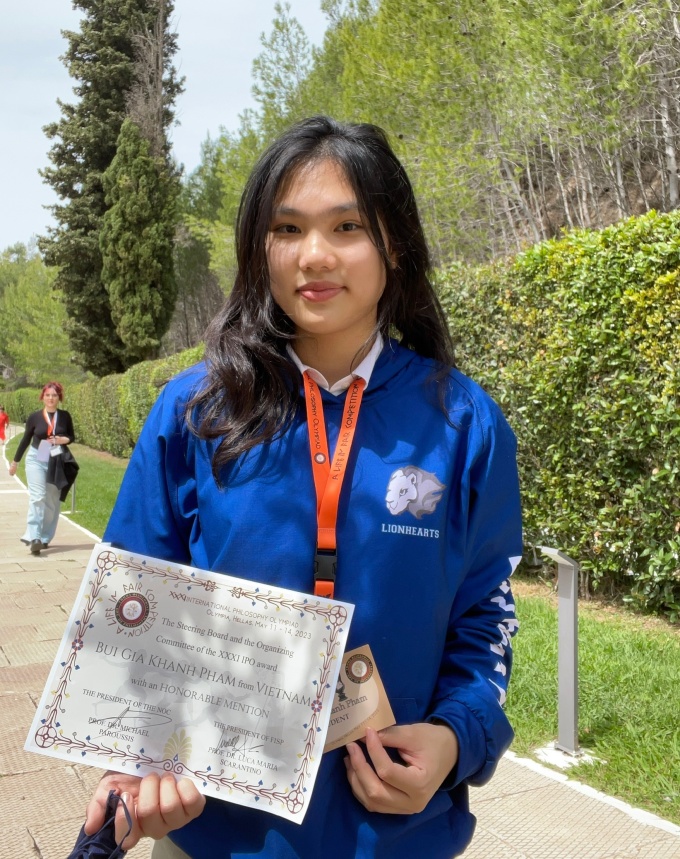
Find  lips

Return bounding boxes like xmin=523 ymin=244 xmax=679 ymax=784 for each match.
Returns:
xmin=297 ymin=282 xmax=344 ymax=302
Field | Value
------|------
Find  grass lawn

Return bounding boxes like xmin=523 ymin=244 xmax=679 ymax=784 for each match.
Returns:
xmin=507 ymin=579 xmax=680 ymax=825
xmin=5 ymin=433 xmax=679 ymax=824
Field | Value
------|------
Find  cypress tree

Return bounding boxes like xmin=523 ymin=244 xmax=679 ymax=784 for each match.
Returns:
xmin=39 ymin=0 xmax=182 ymax=375
xmin=100 ymin=119 xmax=177 ymax=361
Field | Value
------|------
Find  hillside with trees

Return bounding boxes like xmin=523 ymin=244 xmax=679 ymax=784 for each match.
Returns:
xmin=4 ymin=0 xmax=678 ymax=383
xmin=187 ymin=0 xmax=680 ymax=276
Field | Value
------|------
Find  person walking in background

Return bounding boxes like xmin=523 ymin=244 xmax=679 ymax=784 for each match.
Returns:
xmin=81 ymin=116 xmax=522 ymax=859
xmin=8 ymin=382 xmax=75 ymax=555
xmin=0 ymin=405 xmax=9 ymax=446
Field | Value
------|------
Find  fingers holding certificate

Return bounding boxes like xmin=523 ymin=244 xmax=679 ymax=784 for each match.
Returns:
xmin=26 ymin=544 xmax=354 ymax=824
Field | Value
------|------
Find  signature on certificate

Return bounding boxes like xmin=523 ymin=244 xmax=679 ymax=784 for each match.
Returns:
xmin=219 ymin=733 xmax=264 ymax=759
xmin=89 ymin=706 xmax=173 ymax=730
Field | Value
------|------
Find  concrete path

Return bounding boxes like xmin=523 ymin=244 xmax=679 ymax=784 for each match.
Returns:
xmin=0 ymin=440 xmax=152 ymax=859
xmin=1 ymin=436 xmax=679 ymax=858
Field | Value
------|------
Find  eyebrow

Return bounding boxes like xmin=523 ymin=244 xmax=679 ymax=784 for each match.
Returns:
xmin=272 ymin=202 xmax=360 ymax=218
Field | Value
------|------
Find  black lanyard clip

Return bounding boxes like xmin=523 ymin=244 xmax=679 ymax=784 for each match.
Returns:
xmin=314 ymin=549 xmax=337 ymax=599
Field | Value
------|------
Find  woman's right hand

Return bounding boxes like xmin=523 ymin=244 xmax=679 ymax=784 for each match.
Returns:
xmin=8 ymin=461 xmax=17 ymax=476
xmin=84 ymin=771 xmax=206 ymax=849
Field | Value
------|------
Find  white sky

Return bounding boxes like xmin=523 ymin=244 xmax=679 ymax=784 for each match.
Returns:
xmin=0 ymin=1 xmax=328 ymax=250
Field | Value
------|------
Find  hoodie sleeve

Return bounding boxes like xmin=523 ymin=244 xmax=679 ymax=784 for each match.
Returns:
xmin=103 ymin=371 xmax=202 ymax=564
xmin=428 ymin=399 xmax=522 ymax=788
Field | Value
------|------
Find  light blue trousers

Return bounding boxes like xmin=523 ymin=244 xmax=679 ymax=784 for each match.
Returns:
xmin=21 ymin=446 xmax=61 ymax=544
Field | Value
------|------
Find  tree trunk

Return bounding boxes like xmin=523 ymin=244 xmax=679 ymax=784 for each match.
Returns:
xmin=659 ymin=91 xmax=679 ymax=208
xmin=580 ymin=139 xmax=602 ymax=228
xmin=630 ymin=138 xmax=651 ymax=212
xmin=614 ymin=152 xmax=629 ymax=218
xmin=548 ymin=134 xmax=574 ymax=229
xmin=523 ymin=146 xmax=548 ymax=240
xmin=571 ymin=143 xmax=590 ymax=228
xmin=499 ymin=155 xmax=542 ymax=244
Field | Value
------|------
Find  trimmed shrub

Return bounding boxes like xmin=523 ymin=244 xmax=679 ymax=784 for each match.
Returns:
xmin=440 ymin=209 xmax=680 ymax=619
xmin=118 ymin=344 xmax=204 ymax=445
xmin=2 ymin=388 xmax=42 ymax=423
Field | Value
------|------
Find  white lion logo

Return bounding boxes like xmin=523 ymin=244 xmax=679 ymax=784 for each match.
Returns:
xmin=385 ymin=466 xmax=446 ymax=519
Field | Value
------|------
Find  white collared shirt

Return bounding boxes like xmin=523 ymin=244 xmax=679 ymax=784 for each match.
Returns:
xmin=287 ymin=334 xmax=384 ymax=395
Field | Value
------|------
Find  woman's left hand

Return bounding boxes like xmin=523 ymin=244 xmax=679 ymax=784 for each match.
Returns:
xmin=344 ymin=722 xmax=459 ymax=815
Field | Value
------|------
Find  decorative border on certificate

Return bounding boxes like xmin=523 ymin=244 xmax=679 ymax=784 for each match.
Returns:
xmin=26 ymin=546 xmax=354 ymax=823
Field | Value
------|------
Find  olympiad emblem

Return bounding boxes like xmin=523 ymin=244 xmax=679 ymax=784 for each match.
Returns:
xmin=114 ymin=593 xmax=150 ymax=628
xmin=345 ymin=653 xmax=373 ymax=684
xmin=105 ymin=582 xmax=158 ymax=636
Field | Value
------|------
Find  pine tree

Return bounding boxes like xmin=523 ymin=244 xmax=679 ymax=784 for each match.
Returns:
xmin=39 ymin=0 xmax=182 ymax=375
xmin=252 ymin=2 xmax=312 ymax=138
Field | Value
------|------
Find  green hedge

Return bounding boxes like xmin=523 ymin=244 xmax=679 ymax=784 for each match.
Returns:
xmin=3 ymin=344 xmax=204 ymax=458
xmin=2 ymin=387 xmax=42 ymax=423
xmin=440 ymin=209 xmax=680 ymax=619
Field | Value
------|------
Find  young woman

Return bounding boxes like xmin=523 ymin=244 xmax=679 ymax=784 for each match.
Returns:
xmin=83 ymin=116 xmax=522 ymax=859
xmin=9 ymin=382 xmax=75 ymax=554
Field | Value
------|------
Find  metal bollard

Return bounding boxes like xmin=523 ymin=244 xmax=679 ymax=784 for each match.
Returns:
xmin=537 ymin=546 xmax=581 ymax=757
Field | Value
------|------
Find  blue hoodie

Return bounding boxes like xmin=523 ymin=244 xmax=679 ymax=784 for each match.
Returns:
xmin=104 ymin=341 xmax=522 ymax=859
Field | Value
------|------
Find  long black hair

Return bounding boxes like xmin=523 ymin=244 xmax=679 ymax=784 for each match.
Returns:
xmin=188 ymin=116 xmax=454 ymax=477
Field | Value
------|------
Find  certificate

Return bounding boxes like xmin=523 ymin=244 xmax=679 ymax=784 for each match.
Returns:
xmin=25 ymin=545 xmax=354 ymax=823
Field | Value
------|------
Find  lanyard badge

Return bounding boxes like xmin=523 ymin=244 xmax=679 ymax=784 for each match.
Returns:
xmin=43 ymin=409 xmax=58 ymax=437
xmin=302 ymin=372 xmax=365 ymax=599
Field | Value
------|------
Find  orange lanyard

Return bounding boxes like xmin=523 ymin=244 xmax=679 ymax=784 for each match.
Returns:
xmin=303 ymin=372 xmax=366 ymax=599
xmin=44 ymin=409 xmax=57 ymax=437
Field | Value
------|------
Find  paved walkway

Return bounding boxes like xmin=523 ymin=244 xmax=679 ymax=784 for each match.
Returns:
xmin=1 ymin=434 xmax=679 ymax=858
